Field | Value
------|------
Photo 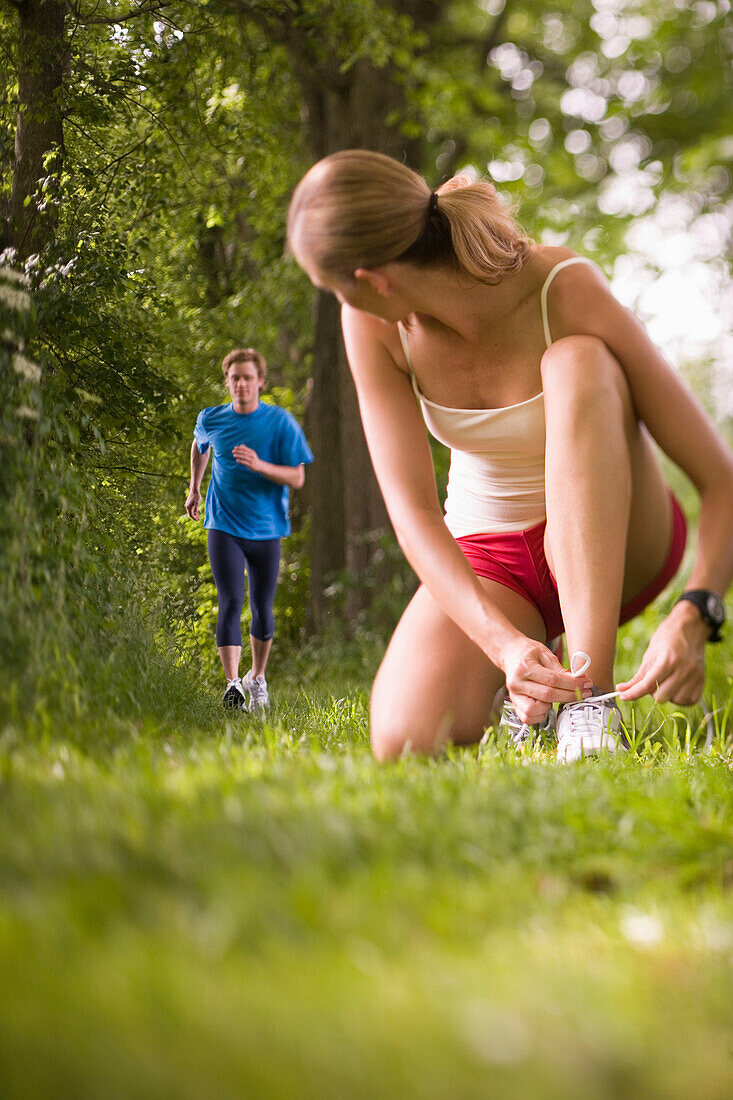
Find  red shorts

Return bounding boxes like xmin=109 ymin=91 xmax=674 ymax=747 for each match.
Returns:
xmin=456 ymin=494 xmax=687 ymax=641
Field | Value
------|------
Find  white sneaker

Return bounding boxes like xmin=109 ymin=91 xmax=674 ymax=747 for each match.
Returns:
xmin=498 ymin=700 xmax=556 ymax=746
xmin=556 ymin=696 xmax=625 ymax=762
xmin=222 ymin=678 xmax=247 ymax=710
xmin=242 ymin=670 xmax=269 ymax=712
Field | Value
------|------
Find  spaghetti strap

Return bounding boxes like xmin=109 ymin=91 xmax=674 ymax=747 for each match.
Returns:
xmin=398 ymin=322 xmax=424 ymax=401
xmin=540 ymin=257 xmax=596 ymax=348
xmin=397 ymin=322 xmax=413 ymax=370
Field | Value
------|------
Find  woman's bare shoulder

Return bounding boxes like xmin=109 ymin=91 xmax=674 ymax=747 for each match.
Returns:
xmin=341 ymin=304 xmax=410 ymax=374
xmin=530 ymin=243 xmax=602 ymax=277
xmin=529 ymin=243 xmax=608 ymax=301
xmin=545 ymin=261 xmax=652 ymax=353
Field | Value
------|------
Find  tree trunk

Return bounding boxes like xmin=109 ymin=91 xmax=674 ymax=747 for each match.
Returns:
xmin=8 ymin=0 xmax=66 ymax=256
xmin=303 ymin=289 xmax=347 ymax=626
xmin=293 ymin=52 xmax=418 ymax=627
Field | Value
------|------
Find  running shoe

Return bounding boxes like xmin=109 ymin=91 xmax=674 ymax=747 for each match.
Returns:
xmin=242 ymin=670 xmax=269 ymax=712
xmin=223 ymin=678 xmax=247 ymax=710
xmin=556 ymin=695 xmax=625 ymax=762
xmin=498 ymin=700 xmax=557 ymax=746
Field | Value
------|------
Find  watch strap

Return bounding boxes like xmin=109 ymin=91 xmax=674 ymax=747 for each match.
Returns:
xmin=675 ymin=590 xmax=724 ymax=643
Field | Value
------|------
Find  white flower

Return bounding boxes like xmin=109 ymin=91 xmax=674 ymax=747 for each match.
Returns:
xmin=621 ymin=910 xmax=664 ymax=947
xmin=0 ymin=266 xmax=29 ymax=287
xmin=12 ymin=353 xmax=41 ymax=382
xmin=15 ymin=404 xmax=39 ymax=420
xmin=0 ymin=283 xmax=31 ymax=312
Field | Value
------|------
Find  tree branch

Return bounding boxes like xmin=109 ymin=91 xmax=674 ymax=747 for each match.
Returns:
xmin=66 ymin=0 xmax=173 ymax=24
xmin=93 ymin=464 xmax=179 ymax=478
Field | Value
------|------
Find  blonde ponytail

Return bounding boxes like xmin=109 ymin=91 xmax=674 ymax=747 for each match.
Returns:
xmin=434 ymin=181 xmax=530 ymax=283
xmin=287 ymin=150 xmax=530 ymax=285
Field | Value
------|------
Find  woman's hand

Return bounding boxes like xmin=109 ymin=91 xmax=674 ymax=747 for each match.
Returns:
xmin=185 ymin=488 xmax=201 ymax=520
xmin=617 ymin=602 xmax=707 ymax=705
xmin=502 ymin=637 xmax=592 ymax=724
xmin=232 ymin=444 xmax=262 ymax=472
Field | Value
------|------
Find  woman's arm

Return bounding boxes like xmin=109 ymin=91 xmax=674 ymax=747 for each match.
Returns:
xmin=341 ymin=305 xmax=587 ymax=720
xmin=186 ymin=441 xmax=210 ymax=520
xmin=552 ymin=263 xmax=733 ymax=700
xmin=231 ymin=445 xmax=305 ymax=489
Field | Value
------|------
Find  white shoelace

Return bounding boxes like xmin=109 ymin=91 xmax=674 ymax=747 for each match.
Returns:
xmin=500 ymin=705 xmax=533 ymax=745
xmin=559 ymin=652 xmax=622 ymax=744
xmin=568 ymin=651 xmax=620 ymax=704
xmin=501 ymin=701 xmax=553 ymax=745
xmin=507 ymin=651 xmax=619 ymax=743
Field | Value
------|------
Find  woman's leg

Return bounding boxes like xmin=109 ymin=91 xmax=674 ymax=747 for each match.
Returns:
xmin=242 ymin=538 xmax=281 ymax=678
xmin=542 ymin=336 xmax=674 ymax=690
xmin=371 ymin=579 xmax=547 ymax=760
xmin=208 ymin=528 xmax=246 ymax=678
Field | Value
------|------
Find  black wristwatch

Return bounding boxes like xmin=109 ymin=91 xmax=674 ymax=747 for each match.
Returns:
xmin=675 ymin=589 xmax=726 ymax=643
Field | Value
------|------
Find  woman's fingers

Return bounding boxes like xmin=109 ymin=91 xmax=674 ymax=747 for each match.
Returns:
xmin=535 ymin=667 xmax=592 ymax=693
xmin=618 ymin=656 xmax=704 ymax=705
xmin=507 ymin=651 xmax=592 ymax=716
xmin=511 ymin=692 xmax=552 ymax=725
xmin=654 ymin=669 xmax=705 ymax=706
xmin=618 ymin=616 xmax=707 ymax=706
xmin=512 ymin=680 xmax=590 ymax=707
xmin=616 ymin=648 xmax=659 ymax=700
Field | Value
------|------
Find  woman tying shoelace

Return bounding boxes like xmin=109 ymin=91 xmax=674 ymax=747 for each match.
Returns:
xmin=287 ymin=151 xmax=733 ymax=761
xmin=503 ymin=652 xmax=624 ymax=762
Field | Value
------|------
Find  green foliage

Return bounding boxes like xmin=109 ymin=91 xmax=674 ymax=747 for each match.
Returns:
xmin=0 ymin=254 xmax=211 ymax=730
xmin=1 ymin=0 xmax=731 ymax=734
xmin=0 ymin=263 xmax=92 ymax=674
xmin=411 ymin=0 xmax=731 ymax=264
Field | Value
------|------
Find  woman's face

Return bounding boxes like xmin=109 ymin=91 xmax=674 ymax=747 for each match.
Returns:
xmin=301 ymin=257 xmax=409 ymax=323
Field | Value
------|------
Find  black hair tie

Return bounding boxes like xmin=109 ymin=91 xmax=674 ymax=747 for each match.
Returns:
xmin=428 ymin=191 xmax=439 ymax=216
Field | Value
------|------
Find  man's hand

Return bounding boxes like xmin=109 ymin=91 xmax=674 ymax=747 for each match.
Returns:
xmin=502 ymin=637 xmax=592 ymax=725
xmin=232 ymin=444 xmax=262 ymax=472
xmin=616 ymin=602 xmax=707 ymax=704
xmin=185 ymin=488 xmax=202 ymax=520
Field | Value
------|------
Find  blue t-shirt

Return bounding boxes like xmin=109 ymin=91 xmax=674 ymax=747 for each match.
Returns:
xmin=194 ymin=401 xmax=313 ymax=539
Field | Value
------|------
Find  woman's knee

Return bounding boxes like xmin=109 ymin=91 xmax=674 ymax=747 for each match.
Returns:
xmin=370 ymin=687 xmax=468 ymax=761
xmin=537 ymin=334 xmax=633 ymax=424
xmin=370 ymin=723 xmax=406 ymax=762
xmin=369 ymin=685 xmax=436 ymax=760
xmin=541 ymin=335 xmax=629 ymax=401
xmin=370 ymin=713 xmax=446 ymax=761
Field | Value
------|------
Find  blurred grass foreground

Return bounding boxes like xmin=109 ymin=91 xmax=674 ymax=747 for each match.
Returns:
xmin=0 ymin=631 xmax=731 ymax=1099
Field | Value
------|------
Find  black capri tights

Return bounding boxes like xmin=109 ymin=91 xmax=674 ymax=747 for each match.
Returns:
xmin=207 ymin=529 xmax=281 ymax=646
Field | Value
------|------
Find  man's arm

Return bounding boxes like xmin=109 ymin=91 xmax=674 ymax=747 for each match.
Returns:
xmin=231 ymin=445 xmax=305 ymax=489
xmin=185 ymin=441 xmax=210 ymax=520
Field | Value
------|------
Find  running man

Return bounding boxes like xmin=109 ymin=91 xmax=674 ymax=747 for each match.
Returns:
xmin=186 ymin=347 xmax=313 ymax=711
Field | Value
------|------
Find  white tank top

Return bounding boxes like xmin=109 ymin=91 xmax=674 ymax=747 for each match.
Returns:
xmin=399 ymin=257 xmax=596 ymax=536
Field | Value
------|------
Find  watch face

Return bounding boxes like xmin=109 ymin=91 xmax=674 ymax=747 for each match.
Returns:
xmin=706 ymin=593 xmax=725 ymax=624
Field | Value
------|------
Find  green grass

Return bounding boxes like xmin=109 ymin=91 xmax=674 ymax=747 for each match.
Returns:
xmin=0 ymin=615 xmax=732 ymax=1098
